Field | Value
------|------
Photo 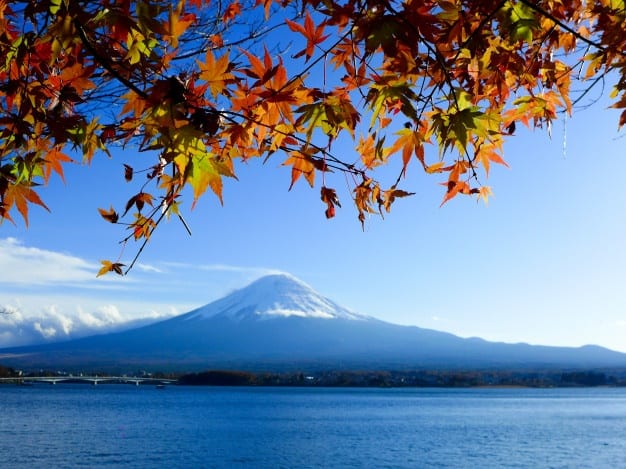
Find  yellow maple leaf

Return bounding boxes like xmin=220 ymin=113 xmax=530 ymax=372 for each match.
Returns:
xmin=166 ymin=1 xmax=196 ymax=49
xmin=197 ymin=50 xmax=234 ymax=98
xmin=97 ymin=260 xmax=125 ymax=277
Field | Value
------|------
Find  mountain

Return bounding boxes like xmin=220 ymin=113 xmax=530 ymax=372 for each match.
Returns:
xmin=1 ymin=274 xmax=626 ymax=372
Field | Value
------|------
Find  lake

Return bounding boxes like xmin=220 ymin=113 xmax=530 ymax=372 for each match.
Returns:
xmin=1 ymin=385 xmax=625 ymax=467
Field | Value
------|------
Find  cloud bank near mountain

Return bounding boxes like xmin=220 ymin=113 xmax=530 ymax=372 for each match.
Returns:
xmin=0 ymin=302 xmax=174 ymax=347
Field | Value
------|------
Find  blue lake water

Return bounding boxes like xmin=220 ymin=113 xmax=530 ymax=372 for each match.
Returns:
xmin=1 ymin=385 xmax=626 ymax=468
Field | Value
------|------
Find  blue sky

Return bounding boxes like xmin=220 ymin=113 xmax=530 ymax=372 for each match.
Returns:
xmin=1 ymin=83 xmax=626 ymax=351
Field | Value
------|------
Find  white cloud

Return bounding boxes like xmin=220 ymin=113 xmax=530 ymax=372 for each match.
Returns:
xmin=162 ymin=261 xmax=284 ymax=277
xmin=76 ymin=304 xmax=124 ymax=328
xmin=49 ymin=305 xmax=74 ymax=335
xmin=431 ymin=315 xmax=451 ymax=323
xmin=0 ymin=237 xmax=96 ymax=285
xmin=0 ymin=303 xmax=21 ymax=317
xmin=135 ymin=263 xmax=163 ymax=273
xmin=0 ymin=300 xmax=178 ymax=348
xmin=33 ymin=322 xmax=58 ymax=339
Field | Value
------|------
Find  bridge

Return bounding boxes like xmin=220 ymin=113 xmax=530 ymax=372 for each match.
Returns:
xmin=0 ymin=376 xmax=177 ymax=386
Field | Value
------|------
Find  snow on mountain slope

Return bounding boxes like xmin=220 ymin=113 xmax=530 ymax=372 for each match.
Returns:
xmin=183 ymin=273 xmax=371 ymax=322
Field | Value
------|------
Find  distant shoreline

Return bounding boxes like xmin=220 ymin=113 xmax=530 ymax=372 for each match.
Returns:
xmin=172 ymin=369 xmax=626 ymax=388
xmin=1 ymin=381 xmax=624 ymax=389
xmin=4 ymin=367 xmax=626 ymax=388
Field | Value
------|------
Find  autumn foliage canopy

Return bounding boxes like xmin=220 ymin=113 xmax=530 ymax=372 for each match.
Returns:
xmin=1 ymin=0 xmax=625 ymax=275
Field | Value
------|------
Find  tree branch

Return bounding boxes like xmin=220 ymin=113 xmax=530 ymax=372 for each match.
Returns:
xmin=73 ymin=19 xmax=149 ymax=100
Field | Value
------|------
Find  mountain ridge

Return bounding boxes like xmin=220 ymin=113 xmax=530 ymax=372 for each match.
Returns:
xmin=1 ymin=274 xmax=625 ymax=372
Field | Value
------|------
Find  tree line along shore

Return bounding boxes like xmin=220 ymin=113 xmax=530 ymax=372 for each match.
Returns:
xmin=3 ymin=365 xmax=626 ymax=388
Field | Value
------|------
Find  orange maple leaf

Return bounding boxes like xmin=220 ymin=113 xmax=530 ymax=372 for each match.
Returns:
xmin=286 ymin=11 xmax=329 ymax=61
xmin=387 ymin=127 xmax=426 ymax=174
xmin=474 ymin=145 xmax=509 ymax=176
xmin=440 ymin=180 xmax=471 ymax=207
xmin=2 ymin=184 xmax=49 ymax=227
xmin=98 ymin=206 xmax=119 ymax=224
xmin=255 ymin=0 xmax=274 ymax=19
xmin=357 ymin=134 xmax=378 ymax=169
xmin=42 ymin=147 xmax=74 ymax=183
xmin=381 ymin=187 xmax=415 ymax=213
xmin=162 ymin=1 xmax=196 ymax=49
xmin=223 ymin=0 xmax=241 ymax=22
xmin=283 ymin=151 xmax=315 ymax=189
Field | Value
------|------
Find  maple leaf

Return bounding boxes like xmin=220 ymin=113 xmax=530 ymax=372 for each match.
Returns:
xmin=197 ymin=50 xmax=235 ymax=98
xmin=320 ymin=186 xmax=341 ymax=219
xmin=166 ymin=124 xmax=235 ymax=206
xmin=474 ymin=144 xmax=509 ymax=177
xmin=387 ymin=127 xmax=426 ymax=174
xmin=268 ymin=123 xmax=298 ymax=151
xmin=120 ymin=90 xmax=148 ymax=119
xmin=620 ymin=109 xmax=626 ymax=129
xmin=353 ymin=179 xmax=379 ymax=230
xmin=283 ymin=151 xmax=316 ymax=189
xmin=123 ymin=192 xmax=155 ymax=217
xmin=98 ymin=206 xmax=119 ymax=224
xmin=2 ymin=183 xmax=49 ymax=227
xmin=42 ymin=147 xmax=74 ymax=183
xmin=381 ymin=187 xmax=415 ymax=213
xmin=67 ymin=118 xmax=105 ymax=163
xmin=425 ymin=162 xmax=446 ymax=174
xmin=357 ymin=133 xmax=379 ymax=169
xmin=286 ymin=12 xmax=329 ymax=61
xmin=255 ymin=0 xmax=274 ymax=19
xmin=295 ymin=101 xmax=334 ymax=141
xmin=507 ymin=2 xmax=538 ymax=43
xmin=187 ymin=153 xmax=225 ymax=206
xmin=124 ymin=164 xmax=133 ymax=182
xmin=223 ymin=0 xmax=241 ymax=22
xmin=97 ymin=260 xmax=125 ymax=277
xmin=477 ymin=186 xmax=493 ymax=205
xmin=240 ymin=47 xmax=278 ymax=84
xmin=166 ymin=1 xmax=196 ymax=48
xmin=440 ymin=180 xmax=471 ymax=207
xmin=130 ymin=214 xmax=156 ymax=240
xmin=296 ymin=94 xmax=359 ymax=141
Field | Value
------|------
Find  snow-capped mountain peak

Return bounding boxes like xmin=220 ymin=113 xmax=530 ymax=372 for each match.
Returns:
xmin=184 ymin=274 xmax=368 ymax=322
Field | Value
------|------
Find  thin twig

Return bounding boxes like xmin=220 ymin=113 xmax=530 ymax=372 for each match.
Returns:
xmin=74 ymin=19 xmax=148 ymax=100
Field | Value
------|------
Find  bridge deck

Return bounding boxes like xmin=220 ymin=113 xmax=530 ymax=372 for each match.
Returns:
xmin=0 ymin=376 xmax=177 ymax=385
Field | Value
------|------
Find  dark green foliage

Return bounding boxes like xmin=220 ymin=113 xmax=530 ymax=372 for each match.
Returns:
xmin=560 ymin=371 xmax=609 ymax=387
xmin=0 ymin=365 xmax=15 ymax=377
xmin=178 ymin=370 xmax=255 ymax=386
